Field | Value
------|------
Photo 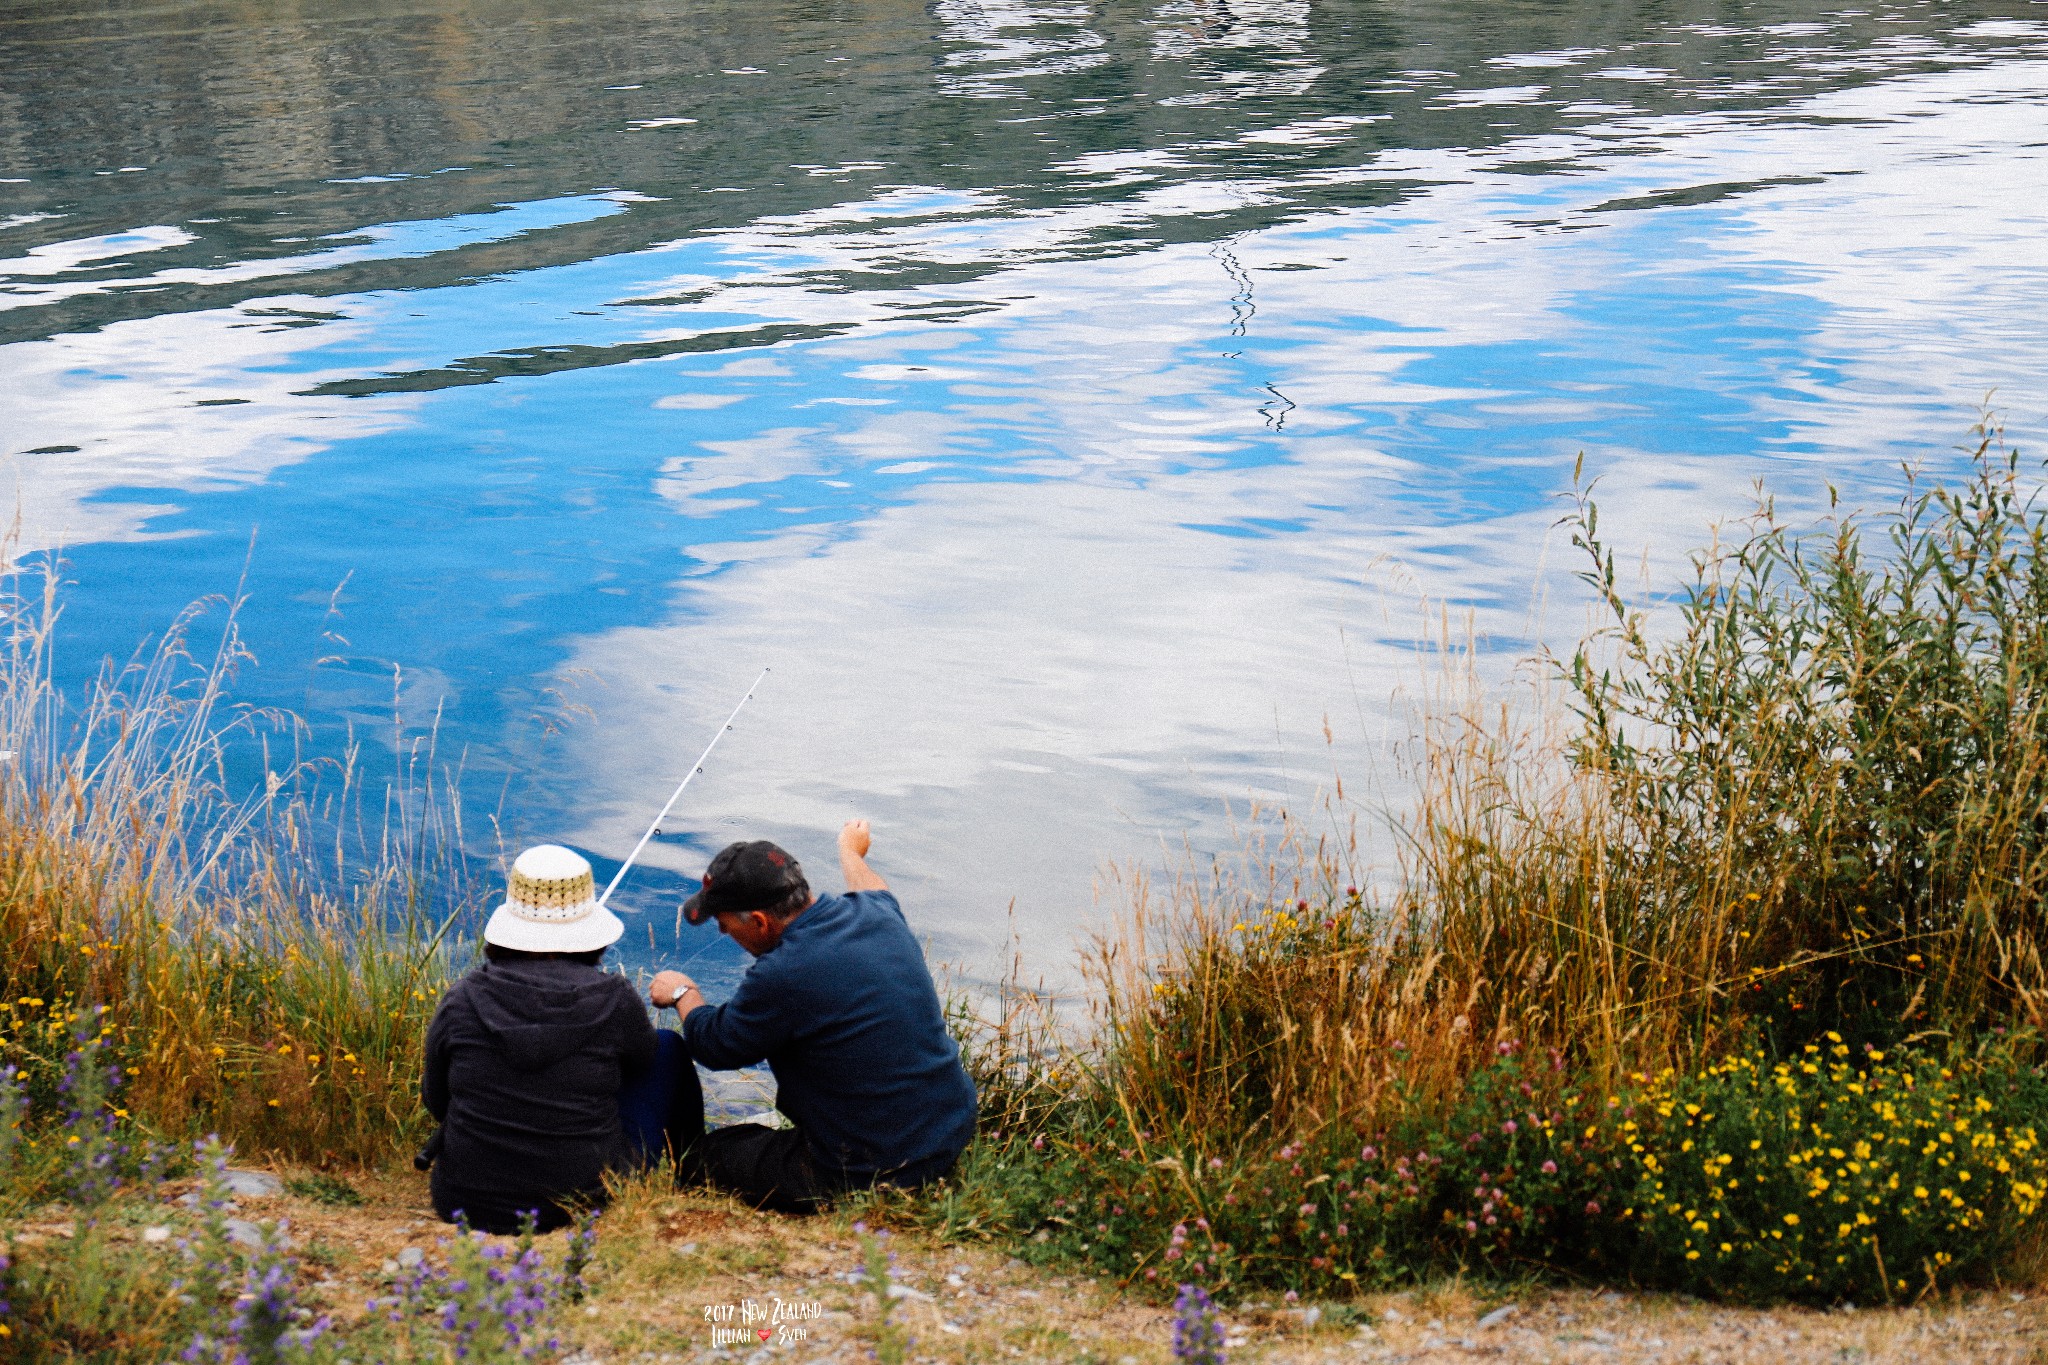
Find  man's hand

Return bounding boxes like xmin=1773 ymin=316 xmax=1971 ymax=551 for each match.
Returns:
xmin=650 ymin=970 xmax=701 ymax=1011
xmin=839 ymin=817 xmax=888 ymax=892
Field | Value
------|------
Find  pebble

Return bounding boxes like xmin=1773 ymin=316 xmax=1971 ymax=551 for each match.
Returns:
xmin=1478 ymin=1304 xmax=1520 ymax=1330
xmin=396 ymin=1246 xmax=425 ymax=1269
xmin=224 ymin=1218 xmax=270 ymax=1248
xmin=141 ymin=1225 xmax=171 ymax=1244
xmin=222 ymin=1169 xmax=284 ymax=1198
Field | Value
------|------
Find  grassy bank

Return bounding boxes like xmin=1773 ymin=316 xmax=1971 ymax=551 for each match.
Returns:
xmin=4 ymin=431 xmax=2048 ymax=1358
xmin=10 ymin=1143 xmax=2048 ymax=1364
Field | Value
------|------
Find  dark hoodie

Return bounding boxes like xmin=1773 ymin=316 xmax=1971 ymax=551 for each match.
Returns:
xmin=422 ymin=956 xmax=656 ymax=1233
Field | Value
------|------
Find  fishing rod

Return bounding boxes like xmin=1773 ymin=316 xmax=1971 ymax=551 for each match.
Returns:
xmin=597 ymin=666 xmax=770 ymax=908
xmin=414 ymin=672 xmax=765 ymax=1173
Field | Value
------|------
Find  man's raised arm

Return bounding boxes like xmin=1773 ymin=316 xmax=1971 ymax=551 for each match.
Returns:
xmin=839 ymin=818 xmax=888 ymax=892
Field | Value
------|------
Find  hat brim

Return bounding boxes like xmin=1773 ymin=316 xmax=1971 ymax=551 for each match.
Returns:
xmin=482 ymin=901 xmax=624 ymax=953
xmin=682 ymin=887 xmax=767 ymax=925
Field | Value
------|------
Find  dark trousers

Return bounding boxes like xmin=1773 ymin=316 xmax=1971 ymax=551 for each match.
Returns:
xmin=617 ymin=1031 xmax=842 ymax=1213
xmin=617 ymin=1032 xmax=963 ymax=1214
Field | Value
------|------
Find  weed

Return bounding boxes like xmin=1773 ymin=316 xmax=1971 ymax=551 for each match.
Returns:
xmin=853 ymin=1221 xmax=910 ymax=1364
xmin=1172 ymin=1281 xmax=1227 ymax=1362
xmin=283 ymin=1174 xmax=364 ymax=1208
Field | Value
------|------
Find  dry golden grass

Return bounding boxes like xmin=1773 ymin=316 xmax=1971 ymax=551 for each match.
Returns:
xmin=0 ymin=569 xmax=470 ymax=1164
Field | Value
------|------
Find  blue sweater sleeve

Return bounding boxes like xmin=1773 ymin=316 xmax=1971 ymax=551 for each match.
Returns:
xmin=680 ymin=960 xmax=799 ymax=1070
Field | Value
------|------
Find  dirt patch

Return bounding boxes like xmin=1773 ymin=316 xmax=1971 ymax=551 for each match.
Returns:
xmin=658 ymin=1208 xmax=750 ymax=1242
xmin=170 ymin=1162 xmax=2042 ymax=1363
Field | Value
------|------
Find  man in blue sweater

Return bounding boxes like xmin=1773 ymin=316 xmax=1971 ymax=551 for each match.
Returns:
xmin=648 ymin=820 xmax=976 ymax=1212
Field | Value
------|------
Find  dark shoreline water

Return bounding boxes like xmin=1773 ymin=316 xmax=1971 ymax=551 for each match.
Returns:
xmin=4 ymin=0 xmax=2046 ymax=992
xmin=4 ymin=1 xmax=2041 ymax=355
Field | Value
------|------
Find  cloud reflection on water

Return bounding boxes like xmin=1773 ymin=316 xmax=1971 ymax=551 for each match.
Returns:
xmin=3 ymin=4 xmax=2046 ymax=989
xmin=543 ymin=58 xmax=2048 ymax=982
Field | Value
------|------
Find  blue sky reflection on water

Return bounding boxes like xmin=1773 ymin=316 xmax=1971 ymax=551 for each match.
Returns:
xmin=4 ymin=0 xmax=2048 ymax=993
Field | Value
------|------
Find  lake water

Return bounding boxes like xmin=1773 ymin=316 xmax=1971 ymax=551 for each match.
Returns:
xmin=4 ymin=0 xmax=2046 ymax=995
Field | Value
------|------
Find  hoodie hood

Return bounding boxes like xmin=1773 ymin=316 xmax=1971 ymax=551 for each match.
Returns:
xmin=463 ymin=958 xmax=626 ymax=1072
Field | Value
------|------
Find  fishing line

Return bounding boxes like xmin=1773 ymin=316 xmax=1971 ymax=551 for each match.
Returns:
xmin=671 ymin=929 xmax=725 ymax=974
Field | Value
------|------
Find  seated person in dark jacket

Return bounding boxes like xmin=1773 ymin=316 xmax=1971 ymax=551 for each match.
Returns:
xmin=421 ymin=844 xmax=693 ymax=1234
xmin=648 ymin=819 xmax=977 ymax=1214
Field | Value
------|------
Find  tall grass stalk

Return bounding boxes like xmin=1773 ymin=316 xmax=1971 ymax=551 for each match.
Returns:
xmin=0 ymin=563 xmax=473 ymax=1164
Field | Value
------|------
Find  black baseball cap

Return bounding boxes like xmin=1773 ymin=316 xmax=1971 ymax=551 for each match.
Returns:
xmin=681 ymin=841 xmax=808 ymax=925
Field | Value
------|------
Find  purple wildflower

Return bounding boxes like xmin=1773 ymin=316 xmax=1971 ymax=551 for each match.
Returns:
xmin=1172 ymin=1283 xmax=1227 ymax=1364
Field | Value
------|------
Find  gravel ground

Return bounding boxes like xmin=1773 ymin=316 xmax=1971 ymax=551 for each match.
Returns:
xmin=183 ymin=1165 xmax=2044 ymax=1365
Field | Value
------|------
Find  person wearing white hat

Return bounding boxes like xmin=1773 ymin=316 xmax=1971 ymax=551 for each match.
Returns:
xmin=420 ymin=844 xmax=692 ymax=1234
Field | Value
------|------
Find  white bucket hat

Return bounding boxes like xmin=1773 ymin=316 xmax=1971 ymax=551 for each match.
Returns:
xmin=482 ymin=845 xmax=624 ymax=954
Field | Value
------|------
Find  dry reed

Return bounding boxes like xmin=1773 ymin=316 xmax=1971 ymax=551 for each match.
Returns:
xmin=0 ymin=564 xmax=475 ymax=1165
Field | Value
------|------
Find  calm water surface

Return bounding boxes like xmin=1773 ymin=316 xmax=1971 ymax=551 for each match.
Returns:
xmin=4 ymin=0 xmax=2046 ymax=991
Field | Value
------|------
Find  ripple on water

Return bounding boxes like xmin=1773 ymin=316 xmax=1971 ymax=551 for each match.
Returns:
xmin=0 ymin=0 xmax=2044 ymax=984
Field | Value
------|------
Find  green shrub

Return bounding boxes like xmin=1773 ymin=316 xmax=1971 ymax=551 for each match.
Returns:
xmin=937 ymin=1037 xmax=2048 ymax=1305
xmin=1563 ymin=427 xmax=2048 ymax=1045
xmin=1604 ymin=1039 xmax=2048 ymax=1302
xmin=933 ymin=1043 xmax=1617 ymax=1298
